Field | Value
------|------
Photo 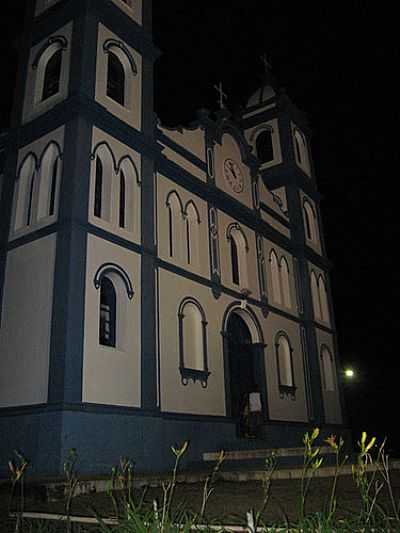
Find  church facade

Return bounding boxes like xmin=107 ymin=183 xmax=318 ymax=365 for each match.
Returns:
xmin=0 ymin=0 xmax=345 ymax=476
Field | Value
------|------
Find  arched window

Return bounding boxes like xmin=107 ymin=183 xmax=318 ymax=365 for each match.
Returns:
xmin=256 ymin=235 xmax=267 ymax=297
xmin=99 ymin=276 xmax=116 ymax=347
xmin=275 ymin=333 xmax=295 ymax=391
xmin=318 ymin=275 xmax=330 ymax=324
xmin=103 ymin=40 xmax=137 ymax=111
xmin=166 ymin=191 xmax=183 ymax=260
xmin=185 ymin=201 xmax=200 ymax=266
xmin=119 ymin=170 xmax=126 ymax=228
xmin=94 ymin=157 xmax=103 ymax=218
xmin=303 ymin=201 xmax=316 ymax=242
xmin=293 ymin=128 xmax=310 ymax=175
xmin=107 ymin=51 xmax=125 ymax=106
xmin=91 ymin=143 xmax=114 ymax=223
xmin=42 ymin=48 xmax=62 ymax=102
xmin=310 ymin=271 xmax=321 ymax=320
xmin=209 ymin=207 xmax=220 ymax=277
xmin=227 ymin=225 xmax=249 ymax=290
xmin=280 ymin=257 xmax=292 ymax=309
xmin=270 ymin=250 xmax=282 ymax=304
xmin=14 ymin=154 xmax=37 ymax=231
xmin=230 ymin=237 xmax=240 ymax=285
xmin=118 ymin=157 xmax=139 ymax=233
xmin=178 ymin=298 xmax=209 ymax=386
xmin=256 ymin=129 xmax=274 ymax=164
xmin=37 ymin=142 xmax=62 ymax=220
xmin=321 ymin=346 xmax=335 ymax=391
xmin=94 ymin=263 xmax=134 ymax=351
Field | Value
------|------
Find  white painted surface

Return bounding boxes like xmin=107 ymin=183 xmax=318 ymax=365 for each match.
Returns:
xmin=95 ymin=24 xmax=142 ymax=131
xmin=316 ymin=329 xmax=342 ymax=424
xmin=23 ymin=23 xmax=72 ymax=124
xmin=0 ymin=235 xmax=56 ymax=407
xmin=89 ymin=127 xmax=141 ymax=244
xmin=82 ymin=234 xmax=141 ymax=407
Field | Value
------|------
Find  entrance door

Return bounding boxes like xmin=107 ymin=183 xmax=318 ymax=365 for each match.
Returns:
xmin=227 ymin=313 xmax=256 ymax=420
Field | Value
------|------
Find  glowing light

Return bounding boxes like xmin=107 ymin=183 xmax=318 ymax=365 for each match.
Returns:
xmin=344 ymin=368 xmax=355 ymax=379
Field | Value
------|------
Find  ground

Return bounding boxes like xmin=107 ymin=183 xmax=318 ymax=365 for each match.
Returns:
xmin=1 ymin=471 xmax=400 ymax=530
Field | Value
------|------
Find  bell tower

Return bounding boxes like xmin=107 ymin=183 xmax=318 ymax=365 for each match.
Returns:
xmin=0 ymin=0 xmax=160 ymax=475
xmin=241 ymin=71 xmax=344 ymax=426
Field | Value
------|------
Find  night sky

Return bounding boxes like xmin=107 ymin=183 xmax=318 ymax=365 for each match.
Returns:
xmin=1 ymin=3 xmax=398 ymax=451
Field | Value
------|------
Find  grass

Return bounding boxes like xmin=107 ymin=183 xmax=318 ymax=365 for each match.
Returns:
xmin=2 ymin=430 xmax=400 ymax=531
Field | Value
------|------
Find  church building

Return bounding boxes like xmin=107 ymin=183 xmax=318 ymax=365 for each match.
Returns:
xmin=0 ymin=0 xmax=346 ymax=476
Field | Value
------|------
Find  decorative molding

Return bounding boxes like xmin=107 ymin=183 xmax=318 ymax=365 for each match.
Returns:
xmin=32 ymin=36 xmax=68 ymax=70
xmin=93 ymin=262 xmax=134 ymax=299
xmin=103 ymin=39 xmax=138 ymax=75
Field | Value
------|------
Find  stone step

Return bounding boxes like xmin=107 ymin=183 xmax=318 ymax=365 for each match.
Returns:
xmin=203 ymin=445 xmax=334 ymax=462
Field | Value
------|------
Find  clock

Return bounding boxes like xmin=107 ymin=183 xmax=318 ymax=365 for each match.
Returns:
xmin=223 ymin=158 xmax=244 ymax=193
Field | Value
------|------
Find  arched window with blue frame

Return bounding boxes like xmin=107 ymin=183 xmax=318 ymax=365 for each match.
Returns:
xmin=99 ymin=276 xmax=117 ymax=347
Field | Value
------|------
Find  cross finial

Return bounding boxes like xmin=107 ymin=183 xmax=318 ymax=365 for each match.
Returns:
xmin=261 ymin=54 xmax=272 ymax=74
xmin=214 ymin=81 xmax=228 ymax=110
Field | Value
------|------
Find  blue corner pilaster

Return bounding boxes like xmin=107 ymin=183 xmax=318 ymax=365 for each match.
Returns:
xmin=286 ymin=184 xmax=325 ymax=424
xmin=47 ymin=116 xmax=92 ymax=404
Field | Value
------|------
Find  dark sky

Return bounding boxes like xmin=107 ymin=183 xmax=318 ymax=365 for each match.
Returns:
xmin=1 ymin=2 xmax=398 ymax=448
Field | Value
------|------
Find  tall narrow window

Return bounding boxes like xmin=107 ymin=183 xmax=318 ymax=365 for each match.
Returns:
xmin=319 ymin=276 xmax=330 ymax=324
xmin=26 ymin=171 xmax=36 ymax=226
xmin=310 ymin=271 xmax=321 ymax=320
xmin=270 ymin=250 xmax=282 ymax=304
xmin=166 ymin=192 xmax=183 ymax=260
xmin=94 ymin=157 xmax=103 ymax=218
xmin=276 ymin=333 xmax=295 ymax=389
xmin=119 ymin=170 xmax=126 ymax=229
xmin=321 ymin=346 xmax=335 ymax=391
xmin=42 ymin=49 xmax=62 ymax=101
xmin=281 ymin=257 xmax=292 ymax=309
xmin=185 ymin=202 xmax=200 ymax=267
xmin=107 ymin=51 xmax=125 ymax=106
xmin=231 ymin=237 xmax=240 ymax=285
xmin=49 ymin=158 xmax=58 ymax=216
xmin=209 ymin=208 xmax=220 ymax=276
xmin=256 ymin=129 xmax=274 ymax=163
xmin=168 ymin=208 xmax=173 ymax=257
xmin=99 ymin=277 xmax=116 ymax=347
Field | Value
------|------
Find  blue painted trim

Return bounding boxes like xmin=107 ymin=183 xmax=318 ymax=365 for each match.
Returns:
xmin=226 ymin=222 xmax=249 ymax=252
xmin=32 ymin=36 xmax=68 ymax=69
xmin=38 ymin=140 xmax=63 ymax=166
xmin=16 ymin=152 xmax=39 ymax=177
xmin=259 ymin=202 xmax=289 ymax=227
xmin=117 ymin=155 xmax=141 ymax=184
xmin=165 ymin=189 xmax=184 ymax=213
xmin=90 ymin=141 xmax=119 ymax=173
xmin=94 ymin=262 xmax=134 ymax=299
xmin=184 ymin=200 xmax=201 ymax=223
xmin=221 ymin=301 xmax=265 ymax=345
xmin=274 ymin=330 xmax=297 ymax=398
xmin=103 ymin=39 xmax=138 ymax=75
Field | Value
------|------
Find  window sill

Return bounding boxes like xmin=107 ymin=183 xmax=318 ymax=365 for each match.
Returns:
xmin=279 ymin=384 xmax=297 ymax=400
xmin=179 ymin=367 xmax=210 ymax=388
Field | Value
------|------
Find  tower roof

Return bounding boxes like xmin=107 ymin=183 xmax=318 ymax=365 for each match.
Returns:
xmin=247 ymin=84 xmax=276 ymax=108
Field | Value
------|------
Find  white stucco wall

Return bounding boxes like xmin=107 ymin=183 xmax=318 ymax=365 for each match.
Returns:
xmin=23 ymin=22 xmax=73 ymax=124
xmin=82 ymin=234 xmax=141 ymax=407
xmin=157 ymin=174 xmax=209 ymax=278
xmin=95 ymin=24 xmax=142 ymax=131
xmin=262 ymin=313 xmax=309 ymax=422
xmin=0 ymin=235 xmax=56 ymax=407
xmin=316 ymin=329 xmax=342 ymax=424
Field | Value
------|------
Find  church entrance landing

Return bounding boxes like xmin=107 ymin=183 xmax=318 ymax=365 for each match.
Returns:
xmin=224 ymin=307 xmax=267 ymax=437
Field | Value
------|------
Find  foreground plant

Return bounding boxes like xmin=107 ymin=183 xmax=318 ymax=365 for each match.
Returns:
xmin=324 ymin=434 xmax=348 ymax=524
xmin=299 ymin=427 xmax=323 ymax=521
xmin=8 ymin=450 xmax=29 ymax=533
xmin=199 ymin=449 xmax=225 ymax=520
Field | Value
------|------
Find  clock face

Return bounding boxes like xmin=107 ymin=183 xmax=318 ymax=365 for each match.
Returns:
xmin=223 ymin=158 xmax=244 ymax=193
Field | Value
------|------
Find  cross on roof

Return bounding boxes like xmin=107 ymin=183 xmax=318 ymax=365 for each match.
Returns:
xmin=214 ymin=81 xmax=228 ymax=110
xmin=261 ymin=54 xmax=272 ymax=74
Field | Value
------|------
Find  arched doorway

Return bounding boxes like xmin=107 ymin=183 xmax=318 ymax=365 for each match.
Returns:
xmin=224 ymin=308 xmax=268 ymax=436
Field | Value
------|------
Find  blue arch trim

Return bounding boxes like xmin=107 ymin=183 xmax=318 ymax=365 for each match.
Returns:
xmin=16 ymin=152 xmax=39 ymax=178
xmin=90 ymin=141 xmax=118 ymax=173
xmin=165 ymin=190 xmax=184 ymax=213
xmin=103 ymin=39 xmax=138 ymax=75
xmin=32 ymin=36 xmax=68 ymax=69
xmin=280 ymin=255 xmax=290 ymax=274
xmin=117 ymin=155 xmax=141 ymax=184
xmin=221 ymin=301 xmax=264 ymax=345
xmin=303 ymin=197 xmax=317 ymax=218
xmin=94 ymin=263 xmax=134 ymax=299
xmin=226 ymin=222 xmax=249 ymax=251
xmin=38 ymin=141 xmax=64 ymax=167
xmin=178 ymin=296 xmax=207 ymax=322
xmin=215 ymin=122 xmax=253 ymax=166
xmin=184 ymin=200 xmax=201 ymax=223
